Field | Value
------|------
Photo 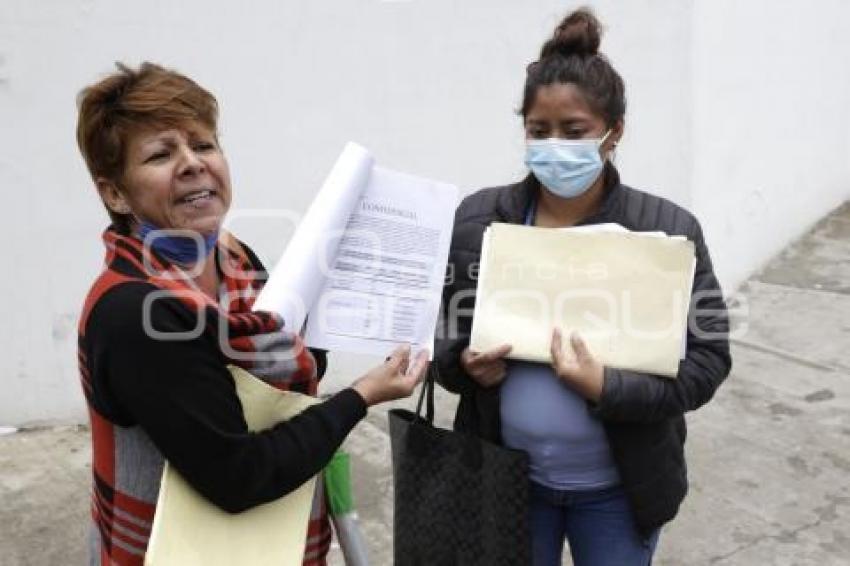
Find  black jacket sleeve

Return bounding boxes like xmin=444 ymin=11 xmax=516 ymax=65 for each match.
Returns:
xmin=591 ymin=220 xmax=732 ymax=422
xmin=433 ymin=238 xmax=480 ymax=396
xmin=87 ymin=282 xmax=367 ymax=513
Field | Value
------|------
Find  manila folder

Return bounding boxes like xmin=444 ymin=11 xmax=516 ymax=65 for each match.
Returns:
xmin=470 ymin=223 xmax=694 ymax=377
xmin=145 ymin=365 xmax=320 ymax=566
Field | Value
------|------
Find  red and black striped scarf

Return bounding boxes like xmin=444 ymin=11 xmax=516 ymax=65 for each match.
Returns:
xmin=101 ymin=228 xmax=318 ymax=391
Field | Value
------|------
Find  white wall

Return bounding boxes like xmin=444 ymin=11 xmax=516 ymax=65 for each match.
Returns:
xmin=0 ymin=0 xmax=846 ymax=424
xmin=690 ymin=0 xmax=850 ymax=287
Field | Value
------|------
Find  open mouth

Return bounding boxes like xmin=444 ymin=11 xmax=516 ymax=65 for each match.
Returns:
xmin=177 ymin=188 xmax=216 ymax=205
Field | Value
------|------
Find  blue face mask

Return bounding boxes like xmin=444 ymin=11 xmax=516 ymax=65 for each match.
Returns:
xmin=137 ymin=221 xmax=219 ymax=265
xmin=524 ymin=130 xmax=612 ymax=199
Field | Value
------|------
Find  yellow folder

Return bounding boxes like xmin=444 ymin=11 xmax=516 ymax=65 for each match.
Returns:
xmin=145 ymin=365 xmax=320 ymax=566
xmin=470 ymin=223 xmax=695 ymax=377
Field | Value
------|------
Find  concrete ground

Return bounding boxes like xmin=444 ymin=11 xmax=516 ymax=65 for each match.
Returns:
xmin=1 ymin=201 xmax=848 ymax=565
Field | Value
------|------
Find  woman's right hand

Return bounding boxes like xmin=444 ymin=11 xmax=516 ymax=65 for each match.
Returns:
xmin=460 ymin=344 xmax=513 ymax=387
xmin=352 ymin=345 xmax=429 ymax=407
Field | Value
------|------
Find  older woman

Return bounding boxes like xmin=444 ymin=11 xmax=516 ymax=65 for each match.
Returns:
xmin=76 ymin=62 xmax=425 ymax=566
xmin=434 ymin=9 xmax=731 ymax=566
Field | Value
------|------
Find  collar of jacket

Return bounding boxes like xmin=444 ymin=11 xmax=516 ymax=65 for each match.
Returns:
xmin=496 ymin=161 xmax=623 ymax=226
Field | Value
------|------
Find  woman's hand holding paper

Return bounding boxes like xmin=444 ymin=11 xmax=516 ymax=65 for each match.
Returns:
xmin=352 ymin=345 xmax=429 ymax=406
xmin=460 ymin=344 xmax=513 ymax=388
xmin=550 ymin=328 xmax=604 ymax=402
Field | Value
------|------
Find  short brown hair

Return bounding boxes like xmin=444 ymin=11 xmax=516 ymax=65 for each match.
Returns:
xmin=76 ymin=62 xmax=219 ymax=233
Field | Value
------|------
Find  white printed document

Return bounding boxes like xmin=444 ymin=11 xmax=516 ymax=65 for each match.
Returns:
xmin=254 ymin=143 xmax=458 ymax=362
xmin=470 ymin=223 xmax=695 ymax=378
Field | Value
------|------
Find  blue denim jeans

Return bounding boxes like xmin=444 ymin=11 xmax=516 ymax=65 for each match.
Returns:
xmin=529 ymin=482 xmax=660 ymax=566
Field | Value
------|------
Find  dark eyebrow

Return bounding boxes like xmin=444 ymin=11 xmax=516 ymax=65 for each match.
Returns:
xmin=526 ymin=117 xmax=590 ymax=126
xmin=141 ymin=135 xmax=178 ymax=149
xmin=561 ymin=118 xmax=591 ymax=126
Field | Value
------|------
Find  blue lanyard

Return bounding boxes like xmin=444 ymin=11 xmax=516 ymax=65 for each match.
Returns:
xmin=524 ymin=195 xmax=537 ymax=226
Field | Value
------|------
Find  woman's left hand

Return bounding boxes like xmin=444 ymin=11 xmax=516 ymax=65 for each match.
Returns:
xmin=550 ymin=328 xmax=604 ymax=402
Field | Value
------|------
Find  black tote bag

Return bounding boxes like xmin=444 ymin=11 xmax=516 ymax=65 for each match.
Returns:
xmin=388 ymin=370 xmax=530 ymax=566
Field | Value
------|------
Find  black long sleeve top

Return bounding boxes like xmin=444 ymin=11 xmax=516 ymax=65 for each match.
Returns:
xmin=84 ymin=280 xmax=366 ymax=513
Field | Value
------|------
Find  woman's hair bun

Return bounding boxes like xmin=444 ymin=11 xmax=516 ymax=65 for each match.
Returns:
xmin=540 ymin=7 xmax=602 ymax=59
